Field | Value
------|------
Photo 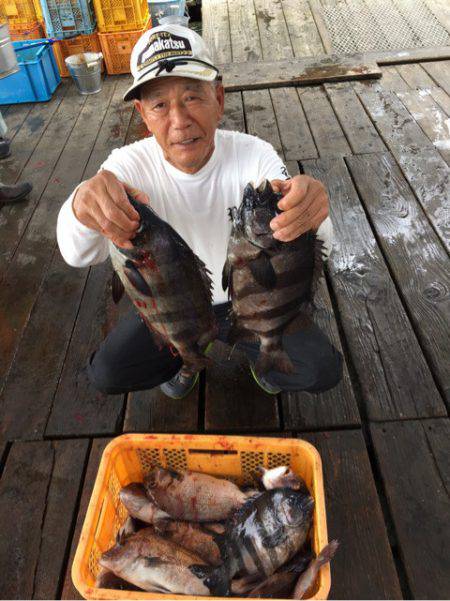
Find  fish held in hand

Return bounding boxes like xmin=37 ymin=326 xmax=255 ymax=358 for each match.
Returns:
xmin=222 ymin=180 xmax=324 ymax=376
xmin=119 ymin=482 xmax=170 ymax=525
xmin=292 ymin=540 xmax=339 ymax=599
xmin=218 ymin=488 xmax=314 ymax=581
xmin=144 ymin=467 xmax=254 ymax=522
xmin=110 ymin=195 xmax=218 ymax=375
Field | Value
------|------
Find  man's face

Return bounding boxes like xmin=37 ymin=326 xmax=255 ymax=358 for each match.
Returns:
xmin=134 ymin=76 xmax=225 ymax=174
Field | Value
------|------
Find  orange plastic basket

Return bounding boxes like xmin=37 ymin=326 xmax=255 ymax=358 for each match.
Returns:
xmin=93 ymin=0 xmax=148 ymax=32
xmin=52 ymin=32 xmax=102 ymax=76
xmin=9 ymin=20 xmax=43 ymax=39
xmin=72 ymin=434 xmax=331 ymax=601
xmin=3 ymin=0 xmax=40 ymax=30
xmin=98 ymin=18 xmax=149 ymax=74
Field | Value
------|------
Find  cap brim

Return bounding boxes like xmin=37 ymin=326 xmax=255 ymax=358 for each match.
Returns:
xmin=123 ymin=61 xmax=219 ymax=101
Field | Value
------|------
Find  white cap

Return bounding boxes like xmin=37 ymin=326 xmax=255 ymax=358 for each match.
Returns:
xmin=123 ymin=24 xmax=219 ymax=101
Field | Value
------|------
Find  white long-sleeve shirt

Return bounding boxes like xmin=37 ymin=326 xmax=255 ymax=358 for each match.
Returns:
xmin=57 ymin=129 xmax=333 ymax=304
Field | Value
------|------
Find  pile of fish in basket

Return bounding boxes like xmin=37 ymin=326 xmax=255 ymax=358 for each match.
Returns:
xmin=96 ymin=465 xmax=338 ymax=598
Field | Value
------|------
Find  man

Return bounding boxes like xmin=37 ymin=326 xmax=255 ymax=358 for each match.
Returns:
xmin=0 ymin=109 xmax=33 ymax=203
xmin=57 ymin=24 xmax=342 ymax=399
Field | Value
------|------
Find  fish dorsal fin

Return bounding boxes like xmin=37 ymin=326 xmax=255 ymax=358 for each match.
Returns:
xmin=249 ymin=252 xmax=277 ymax=289
xmin=111 ymin=271 xmax=125 ymax=304
xmin=194 ymin=253 xmax=214 ymax=304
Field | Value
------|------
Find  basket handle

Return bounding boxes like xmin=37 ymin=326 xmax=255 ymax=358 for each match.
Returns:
xmin=14 ymin=39 xmax=56 ymax=53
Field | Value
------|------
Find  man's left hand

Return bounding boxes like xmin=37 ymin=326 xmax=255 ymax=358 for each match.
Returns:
xmin=269 ymin=175 xmax=329 ymax=242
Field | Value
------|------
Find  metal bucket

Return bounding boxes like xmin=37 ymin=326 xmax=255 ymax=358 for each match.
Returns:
xmin=65 ymin=52 xmax=103 ymax=95
xmin=0 ymin=21 xmax=19 ymax=80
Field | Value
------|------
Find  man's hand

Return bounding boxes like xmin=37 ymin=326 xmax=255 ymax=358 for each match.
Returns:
xmin=72 ymin=170 xmax=149 ymax=249
xmin=269 ymin=175 xmax=329 ymax=242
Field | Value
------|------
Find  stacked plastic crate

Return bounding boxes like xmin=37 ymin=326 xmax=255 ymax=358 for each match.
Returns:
xmin=38 ymin=0 xmax=101 ymax=76
xmin=94 ymin=0 xmax=150 ymax=74
xmin=4 ymin=0 xmax=45 ymax=40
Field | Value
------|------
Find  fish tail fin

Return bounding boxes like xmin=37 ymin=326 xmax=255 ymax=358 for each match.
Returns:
xmin=316 ymin=539 xmax=339 ymax=566
xmin=189 ymin=564 xmax=230 ymax=596
xmin=254 ymin=346 xmax=294 ymax=376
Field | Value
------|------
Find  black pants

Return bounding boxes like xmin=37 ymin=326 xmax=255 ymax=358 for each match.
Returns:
xmin=88 ymin=302 xmax=343 ymax=395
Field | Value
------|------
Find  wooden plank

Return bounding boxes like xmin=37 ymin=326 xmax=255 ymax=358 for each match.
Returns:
xmin=0 ymin=439 xmax=89 ymax=599
xmin=347 ymin=153 xmax=450 ymax=407
xmin=270 ymin=87 xmax=318 ymax=160
xmin=358 ymin=90 xmax=450 ymax=251
xmin=125 ymin=385 xmax=199 ymax=433
xmin=0 ymin=81 xmax=68 ymax=186
xmin=227 ymin=0 xmax=262 ymax=63
xmin=204 ymin=340 xmax=280 ymax=432
xmin=201 ymin=0 xmax=232 ymax=64
xmin=124 ymin=107 xmax=148 ymax=145
xmin=303 ymin=430 xmax=402 ymax=600
xmin=0 ymin=81 xmax=114 ymax=393
xmin=1 ymin=102 xmax=33 ymax=142
xmin=300 ymin=86 xmax=352 ymax=157
xmin=243 ymin=88 xmax=284 ymax=156
xmin=368 ymin=46 xmax=450 ymax=64
xmin=395 ymin=63 xmax=436 ymax=89
xmin=281 ymin=0 xmax=325 ymax=57
xmin=220 ymin=91 xmax=245 ymax=132
xmin=0 ymin=82 xmax=86 ymax=284
xmin=380 ymin=66 xmax=411 ymax=92
xmin=421 ymin=59 xmax=450 ymax=95
xmin=219 ymin=54 xmax=381 ymax=92
xmin=324 ymin=82 xmax=386 ymax=154
xmin=302 ymin=157 xmax=446 ymax=421
xmin=428 ymin=86 xmax=450 ymax=115
xmin=62 ymin=438 xmax=111 ymax=600
xmin=282 ymin=277 xmax=361 ymax=430
xmin=45 ymin=264 xmax=125 ymax=438
xmin=308 ymin=0 xmax=334 ymax=53
xmin=397 ymin=89 xmax=450 ymax=164
xmin=0 ymin=253 xmax=88 ymax=441
xmin=371 ymin=420 xmax=450 ymax=599
xmin=254 ymin=0 xmax=294 ymax=61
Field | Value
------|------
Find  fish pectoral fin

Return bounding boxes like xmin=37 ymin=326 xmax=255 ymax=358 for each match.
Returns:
xmin=261 ymin=529 xmax=288 ymax=548
xmin=189 ymin=564 xmax=230 ymax=596
xmin=111 ymin=271 xmax=125 ymax=304
xmin=249 ymin=253 xmax=277 ymax=289
xmin=221 ymin=258 xmax=231 ymax=292
xmin=142 ymin=556 xmax=169 ymax=568
xmin=124 ymin=259 xmax=153 ymax=297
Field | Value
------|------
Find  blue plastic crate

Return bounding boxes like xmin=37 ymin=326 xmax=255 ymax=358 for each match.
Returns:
xmin=0 ymin=40 xmax=61 ymax=104
xmin=41 ymin=0 xmax=96 ymax=38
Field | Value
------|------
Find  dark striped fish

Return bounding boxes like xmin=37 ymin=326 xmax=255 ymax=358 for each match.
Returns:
xmin=222 ymin=180 xmax=323 ymax=376
xmin=216 ymin=488 xmax=314 ymax=582
xmin=110 ymin=196 xmax=218 ymax=375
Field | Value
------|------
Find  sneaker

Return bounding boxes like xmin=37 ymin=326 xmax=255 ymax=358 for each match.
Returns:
xmin=249 ymin=363 xmax=282 ymax=395
xmin=0 ymin=137 xmax=11 ymax=160
xmin=160 ymin=368 xmax=199 ymax=400
xmin=0 ymin=181 xmax=32 ymax=204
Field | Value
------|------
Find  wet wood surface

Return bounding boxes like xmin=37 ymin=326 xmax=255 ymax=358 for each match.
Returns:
xmin=1 ymin=55 xmax=450 ymax=601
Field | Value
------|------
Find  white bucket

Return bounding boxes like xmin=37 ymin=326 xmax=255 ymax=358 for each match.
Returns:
xmin=0 ymin=21 xmax=19 ymax=79
xmin=65 ymin=52 xmax=103 ymax=95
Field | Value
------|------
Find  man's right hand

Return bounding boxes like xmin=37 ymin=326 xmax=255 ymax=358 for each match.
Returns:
xmin=72 ymin=170 xmax=149 ymax=249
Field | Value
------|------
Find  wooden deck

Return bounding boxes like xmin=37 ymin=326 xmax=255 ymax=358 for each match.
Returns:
xmin=0 ymin=8 xmax=450 ymax=598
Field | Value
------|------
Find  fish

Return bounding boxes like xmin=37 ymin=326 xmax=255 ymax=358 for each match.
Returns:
xmin=144 ymin=467 xmax=256 ymax=522
xmin=216 ymin=488 xmax=314 ymax=583
xmin=116 ymin=516 xmax=141 ymax=544
xmin=110 ymin=195 xmax=218 ymax=375
xmin=257 ymin=466 xmax=308 ymax=492
xmin=119 ymin=482 xmax=170 ymax=525
xmin=99 ymin=526 xmax=224 ymax=595
xmin=292 ymin=540 xmax=339 ymax=599
xmin=156 ymin=519 xmax=222 ymax=566
xmin=95 ymin=567 xmax=143 ymax=591
xmin=243 ymin=548 xmax=314 ymax=597
xmin=222 ymin=180 xmax=324 ymax=376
